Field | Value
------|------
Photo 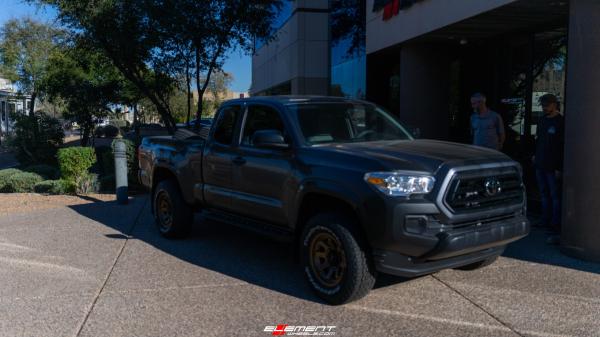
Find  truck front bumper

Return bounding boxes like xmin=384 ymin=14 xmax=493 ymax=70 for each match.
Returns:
xmin=372 ymin=214 xmax=529 ymax=277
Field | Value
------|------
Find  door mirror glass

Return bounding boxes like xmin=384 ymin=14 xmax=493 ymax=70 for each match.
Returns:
xmin=251 ymin=129 xmax=289 ymax=149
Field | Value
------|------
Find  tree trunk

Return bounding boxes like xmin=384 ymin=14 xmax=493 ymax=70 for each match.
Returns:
xmin=81 ymin=127 xmax=90 ymax=147
xmin=133 ymin=104 xmax=140 ymax=137
xmin=194 ymin=47 xmax=202 ymax=131
xmin=186 ymin=61 xmax=192 ymax=125
xmin=29 ymin=92 xmax=36 ymax=116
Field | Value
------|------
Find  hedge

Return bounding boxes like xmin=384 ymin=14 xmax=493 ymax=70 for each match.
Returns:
xmin=34 ymin=179 xmax=73 ymax=195
xmin=57 ymin=147 xmax=97 ymax=183
xmin=0 ymin=171 xmax=44 ymax=193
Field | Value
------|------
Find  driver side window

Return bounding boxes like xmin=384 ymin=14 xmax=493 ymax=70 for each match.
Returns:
xmin=241 ymin=105 xmax=286 ymax=146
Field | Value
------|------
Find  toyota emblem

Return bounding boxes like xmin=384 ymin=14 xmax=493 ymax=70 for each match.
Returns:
xmin=484 ymin=177 xmax=502 ymax=196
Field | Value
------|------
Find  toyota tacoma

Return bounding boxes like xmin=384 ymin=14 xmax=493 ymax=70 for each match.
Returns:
xmin=138 ymin=96 xmax=529 ymax=305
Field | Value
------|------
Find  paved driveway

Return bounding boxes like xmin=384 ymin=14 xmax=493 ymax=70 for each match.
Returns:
xmin=0 ymin=195 xmax=599 ymax=337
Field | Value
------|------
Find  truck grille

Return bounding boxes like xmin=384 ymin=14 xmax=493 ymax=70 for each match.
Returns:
xmin=444 ymin=169 xmax=523 ymax=213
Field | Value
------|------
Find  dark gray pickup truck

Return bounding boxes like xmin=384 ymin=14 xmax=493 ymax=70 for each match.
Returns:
xmin=138 ymin=96 xmax=529 ymax=304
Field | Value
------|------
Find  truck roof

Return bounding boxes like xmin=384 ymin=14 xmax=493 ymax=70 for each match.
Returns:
xmin=224 ymin=95 xmax=369 ymax=106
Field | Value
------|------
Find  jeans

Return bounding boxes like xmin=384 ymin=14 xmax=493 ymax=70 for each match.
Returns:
xmin=536 ymin=168 xmax=561 ymax=229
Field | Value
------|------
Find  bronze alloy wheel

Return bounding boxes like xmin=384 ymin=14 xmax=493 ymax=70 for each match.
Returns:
xmin=156 ymin=191 xmax=173 ymax=231
xmin=309 ymin=231 xmax=347 ymax=288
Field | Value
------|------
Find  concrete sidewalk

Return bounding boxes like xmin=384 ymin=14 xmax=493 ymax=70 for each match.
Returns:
xmin=0 ymin=195 xmax=598 ymax=337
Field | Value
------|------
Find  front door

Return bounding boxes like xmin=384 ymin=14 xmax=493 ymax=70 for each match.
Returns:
xmin=230 ymin=103 xmax=294 ymax=226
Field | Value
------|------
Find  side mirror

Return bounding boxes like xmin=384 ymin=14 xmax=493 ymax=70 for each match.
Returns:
xmin=251 ymin=129 xmax=290 ymax=149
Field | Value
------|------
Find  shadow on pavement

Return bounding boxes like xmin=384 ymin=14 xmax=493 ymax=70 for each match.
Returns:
xmin=69 ymin=196 xmax=410 ymax=304
xmin=503 ymin=227 xmax=600 ymax=275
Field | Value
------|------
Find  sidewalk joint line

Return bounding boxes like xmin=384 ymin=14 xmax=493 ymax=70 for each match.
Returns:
xmin=73 ymin=197 xmax=149 ymax=337
xmin=431 ymin=274 xmax=524 ymax=337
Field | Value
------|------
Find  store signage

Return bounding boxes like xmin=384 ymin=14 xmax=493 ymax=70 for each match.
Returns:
xmin=373 ymin=0 xmax=426 ymax=20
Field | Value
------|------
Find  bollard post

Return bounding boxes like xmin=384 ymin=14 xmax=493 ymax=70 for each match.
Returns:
xmin=113 ymin=138 xmax=129 ymax=205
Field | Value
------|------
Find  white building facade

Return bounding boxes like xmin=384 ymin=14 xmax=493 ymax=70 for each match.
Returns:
xmin=0 ymin=78 xmax=32 ymax=137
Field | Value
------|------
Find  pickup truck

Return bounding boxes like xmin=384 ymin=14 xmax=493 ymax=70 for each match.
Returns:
xmin=138 ymin=96 xmax=529 ymax=305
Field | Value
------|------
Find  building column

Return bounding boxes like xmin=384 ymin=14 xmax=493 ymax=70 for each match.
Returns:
xmin=561 ymin=0 xmax=600 ymax=262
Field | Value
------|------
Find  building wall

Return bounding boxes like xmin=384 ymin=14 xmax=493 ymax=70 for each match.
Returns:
xmin=397 ymin=44 xmax=451 ymax=140
xmin=366 ymin=0 xmax=517 ymax=54
xmin=251 ymin=1 xmax=329 ymax=96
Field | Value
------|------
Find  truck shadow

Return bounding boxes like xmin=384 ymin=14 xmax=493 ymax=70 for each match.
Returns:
xmin=68 ymin=196 xmax=411 ymax=304
xmin=503 ymin=226 xmax=600 ymax=275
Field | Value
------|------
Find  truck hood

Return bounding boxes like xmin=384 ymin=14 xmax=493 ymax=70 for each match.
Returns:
xmin=313 ymin=139 xmax=511 ymax=173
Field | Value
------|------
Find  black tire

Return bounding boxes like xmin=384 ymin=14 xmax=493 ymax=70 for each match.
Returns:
xmin=456 ymin=255 xmax=499 ymax=271
xmin=153 ymin=180 xmax=193 ymax=238
xmin=300 ymin=212 xmax=376 ymax=305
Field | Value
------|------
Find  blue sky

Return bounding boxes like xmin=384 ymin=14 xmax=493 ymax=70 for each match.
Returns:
xmin=0 ymin=0 xmax=252 ymax=92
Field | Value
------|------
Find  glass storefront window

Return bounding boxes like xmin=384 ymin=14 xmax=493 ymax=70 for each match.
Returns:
xmin=330 ymin=0 xmax=367 ymax=99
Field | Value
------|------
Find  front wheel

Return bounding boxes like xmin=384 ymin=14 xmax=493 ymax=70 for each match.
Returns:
xmin=301 ymin=213 xmax=376 ymax=305
xmin=153 ymin=180 xmax=193 ymax=238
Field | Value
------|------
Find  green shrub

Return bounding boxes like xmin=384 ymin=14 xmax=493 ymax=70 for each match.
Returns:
xmin=58 ymin=147 xmax=97 ymax=184
xmin=34 ymin=179 xmax=72 ymax=195
xmin=8 ymin=112 xmax=64 ymax=166
xmin=77 ymin=173 xmax=99 ymax=194
xmin=23 ymin=164 xmax=60 ymax=180
xmin=0 ymin=168 xmax=21 ymax=180
xmin=0 ymin=171 xmax=44 ymax=193
xmin=0 ymin=169 xmax=21 ymax=191
xmin=104 ymin=125 xmax=120 ymax=138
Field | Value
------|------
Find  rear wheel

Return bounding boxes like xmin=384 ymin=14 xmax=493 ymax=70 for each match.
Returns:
xmin=153 ymin=180 xmax=193 ymax=238
xmin=456 ymin=255 xmax=499 ymax=271
xmin=301 ymin=213 xmax=376 ymax=305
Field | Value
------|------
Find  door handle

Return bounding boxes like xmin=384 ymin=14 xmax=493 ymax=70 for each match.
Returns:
xmin=232 ymin=156 xmax=246 ymax=165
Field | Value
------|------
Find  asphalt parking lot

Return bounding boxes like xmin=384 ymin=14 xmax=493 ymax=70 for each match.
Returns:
xmin=1 ymin=195 xmax=599 ymax=337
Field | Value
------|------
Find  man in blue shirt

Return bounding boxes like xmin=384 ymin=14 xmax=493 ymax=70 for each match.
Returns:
xmin=470 ymin=93 xmax=505 ymax=150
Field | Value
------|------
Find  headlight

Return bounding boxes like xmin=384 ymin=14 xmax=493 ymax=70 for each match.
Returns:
xmin=364 ymin=172 xmax=435 ymax=197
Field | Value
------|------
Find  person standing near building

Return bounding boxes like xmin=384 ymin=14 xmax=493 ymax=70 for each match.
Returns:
xmin=470 ymin=92 xmax=505 ymax=150
xmin=534 ymin=94 xmax=564 ymax=243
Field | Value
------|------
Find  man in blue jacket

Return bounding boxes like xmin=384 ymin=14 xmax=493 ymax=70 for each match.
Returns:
xmin=534 ymin=94 xmax=564 ymax=244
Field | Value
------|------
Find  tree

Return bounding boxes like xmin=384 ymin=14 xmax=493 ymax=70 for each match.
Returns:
xmin=37 ymin=0 xmax=285 ymax=133
xmin=207 ymin=72 xmax=234 ymax=112
xmin=0 ymin=18 xmax=63 ymax=115
xmin=42 ymin=45 xmax=124 ymax=146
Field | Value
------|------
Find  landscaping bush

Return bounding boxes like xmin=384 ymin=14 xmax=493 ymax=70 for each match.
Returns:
xmin=0 ymin=171 xmax=44 ymax=193
xmin=9 ymin=112 xmax=64 ymax=165
xmin=0 ymin=168 xmax=21 ymax=180
xmin=0 ymin=169 xmax=21 ymax=191
xmin=57 ymin=147 xmax=96 ymax=184
xmin=34 ymin=179 xmax=72 ymax=195
xmin=94 ymin=126 xmax=105 ymax=138
xmin=77 ymin=173 xmax=100 ymax=194
xmin=103 ymin=125 xmax=120 ymax=138
xmin=23 ymin=164 xmax=60 ymax=180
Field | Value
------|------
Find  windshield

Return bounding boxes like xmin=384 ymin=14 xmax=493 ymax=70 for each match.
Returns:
xmin=289 ymin=102 xmax=413 ymax=145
